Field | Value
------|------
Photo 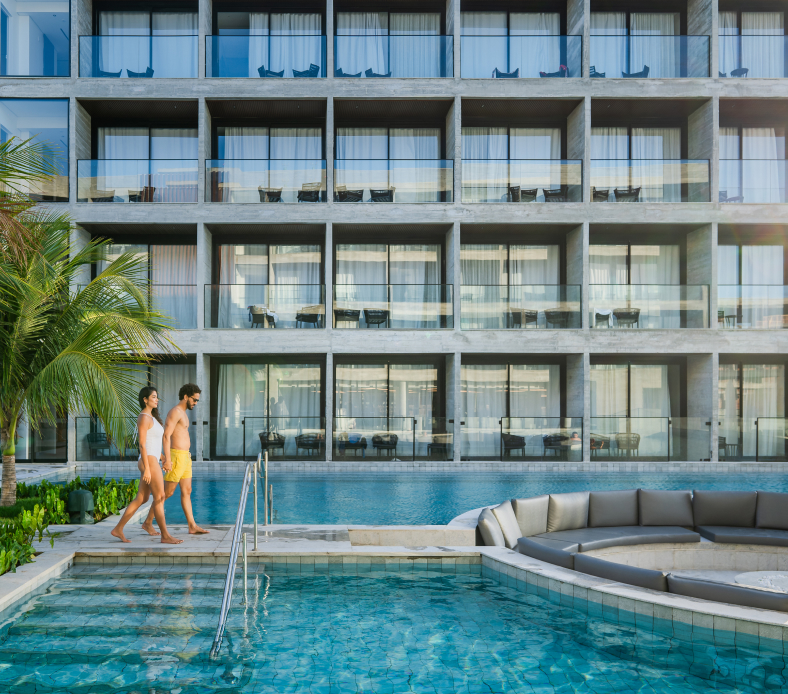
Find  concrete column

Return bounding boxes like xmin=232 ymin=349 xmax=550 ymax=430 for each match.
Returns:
xmin=326 ymin=98 xmax=334 ymax=203
xmin=196 ymin=223 xmax=212 ymax=331
xmin=567 ymin=99 xmax=586 ymax=202
xmin=686 ymin=224 xmax=713 ymax=327
xmin=325 ymin=223 xmax=333 ymax=333
xmin=447 ymin=222 xmax=460 ymax=330
xmin=69 ymin=98 xmax=79 ymax=203
xmin=688 ymin=98 xmax=715 ymax=202
xmin=325 ymin=352 xmax=334 ymax=461
xmin=710 ymin=95 xmax=720 ymax=204
xmin=453 ymin=96 xmax=462 ymax=205
xmin=68 ymin=226 xmax=92 ymax=463
xmin=447 ymin=0 xmax=460 ymax=79
xmin=326 ymin=0 xmax=334 ymax=79
xmin=686 ymin=354 xmax=713 ymax=462
xmin=72 ymin=0 xmax=89 ymax=78
xmin=582 ymin=352 xmax=591 ymax=461
xmin=567 ymin=0 xmax=588 ymax=78
xmin=196 ymin=353 xmax=210 ymax=461
xmin=687 ymin=0 xmax=713 ymax=78
xmin=710 ymin=352 xmax=719 ymax=463
xmin=451 ymin=352 xmax=462 ymax=462
xmin=198 ymin=97 xmax=207 ymax=205
xmin=199 ymin=0 xmax=210 ymax=79
xmin=566 ymin=223 xmax=586 ymax=328
xmin=566 ymin=353 xmax=585 ymax=461
xmin=709 ymin=222 xmax=718 ymax=329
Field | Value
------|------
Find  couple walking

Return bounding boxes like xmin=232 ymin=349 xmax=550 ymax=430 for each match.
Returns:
xmin=112 ymin=383 xmax=209 ymax=543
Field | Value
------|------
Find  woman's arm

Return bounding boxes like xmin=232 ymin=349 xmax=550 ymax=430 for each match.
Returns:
xmin=138 ymin=415 xmax=153 ymax=484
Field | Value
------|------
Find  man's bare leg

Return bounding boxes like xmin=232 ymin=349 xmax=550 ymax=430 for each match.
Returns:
xmin=179 ymin=478 xmax=209 ymax=534
xmin=142 ymin=481 xmax=178 ymax=531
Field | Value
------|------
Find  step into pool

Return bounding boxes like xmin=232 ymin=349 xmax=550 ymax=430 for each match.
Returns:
xmin=0 ymin=564 xmax=784 ymax=693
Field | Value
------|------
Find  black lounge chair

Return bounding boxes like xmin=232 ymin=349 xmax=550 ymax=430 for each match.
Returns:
xmin=539 ymin=65 xmax=568 ymax=78
xmin=257 ymin=66 xmax=284 ymax=77
xmin=492 ymin=67 xmax=519 ymax=78
xmin=128 ymin=186 xmax=155 ymax=202
xmin=543 ymin=434 xmax=569 ymax=458
xmin=427 ymin=434 xmax=451 ymax=459
xmin=590 ymin=66 xmax=605 ymax=78
xmin=719 ymin=190 xmax=744 ymax=203
xmin=295 ymin=305 xmax=324 ymax=328
xmin=506 ymin=309 xmax=538 ymax=329
xmin=364 ymin=308 xmax=389 ymax=327
xmin=613 ymin=307 xmax=640 ymax=327
xmin=334 ymin=308 xmax=361 ymax=326
xmin=730 ymin=67 xmax=749 ymax=78
xmin=591 ymin=187 xmax=610 ymax=202
xmin=719 ymin=71 xmax=727 ymax=77
xmin=293 ymin=63 xmax=320 ymax=78
xmin=544 ymin=309 xmax=570 ymax=328
xmin=297 ymin=183 xmax=322 ymax=202
xmin=335 ymin=68 xmax=362 ymax=77
xmin=502 ymin=433 xmax=526 ymax=458
xmin=88 ymin=189 xmax=116 ymax=202
xmin=259 ymin=187 xmax=283 ymax=203
xmin=127 ymin=67 xmax=154 ymax=78
xmin=259 ymin=431 xmax=285 ymax=456
xmin=86 ymin=432 xmax=111 ymax=459
xmin=372 ymin=433 xmax=398 ymax=457
xmin=365 ymin=68 xmax=391 ymax=78
xmin=543 ymin=187 xmax=567 ymax=202
xmin=97 ymin=68 xmax=122 ymax=78
xmin=613 ymin=186 xmax=640 ymax=202
xmin=622 ymin=65 xmax=649 ymax=78
xmin=509 ymin=185 xmax=537 ymax=202
xmin=336 ymin=187 xmax=364 ymax=202
xmin=296 ymin=433 xmax=324 ymax=456
xmin=369 ymin=188 xmax=394 ymax=202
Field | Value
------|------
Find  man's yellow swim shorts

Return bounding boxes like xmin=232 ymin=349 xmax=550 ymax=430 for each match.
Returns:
xmin=164 ymin=449 xmax=192 ymax=483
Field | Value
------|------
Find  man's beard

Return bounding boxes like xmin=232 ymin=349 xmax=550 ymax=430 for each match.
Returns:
xmin=187 ymin=402 xmax=195 ymax=410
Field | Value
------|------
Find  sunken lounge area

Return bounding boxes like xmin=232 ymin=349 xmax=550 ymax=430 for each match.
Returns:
xmin=477 ymin=490 xmax=788 ymax=612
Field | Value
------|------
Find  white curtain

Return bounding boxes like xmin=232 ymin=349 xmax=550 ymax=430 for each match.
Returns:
xmin=335 ymin=364 xmax=388 ymax=419
xmin=152 ymin=13 xmax=198 ymax=78
xmin=718 ymin=245 xmax=739 ymax=285
xmin=509 ymin=245 xmax=560 ymax=328
xmin=150 ymin=245 xmax=196 ymax=329
xmin=249 ymin=13 xmax=269 ymax=77
xmin=591 ymin=128 xmax=628 ymax=197
xmin=719 ymin=12 xmax=740 ymax=77
xmin=98 ymin=11 xmax=149 ymax=75
xmin=389 ymin=128 xmax=441 ymax=202
xmin=389 ymin=364 xmax=436 ymax=421
xmin=631 ymin=364 xmax=673 ymax=456
xmin=460 ymin=12 xmax=507 ymax=78
xmin=270 ymin=13 xmax=322 ymax=77
xmin=630 ymin=245 xmax=679 ymax=284
xmin=336 ymin=12 xmax=388 ymax=76
xmin=509 ymin=13 xmax=560 ymax=78
xmin=719 ymin=127 xmax=741 ymax=199
xmin=510 ymin=365 xmax=560 ymax=417
xmin=630 ymin=13 xmax=679 ymax=78
xmin=631 ymin=127 xmax=681 ymax=202
xmin=97 ymin=127 xmax=149 ymax=159
xmin=461 ymin=364 xmax=506 ymax=457
xmin=270 ymin=128 xmax=321 ymax=159
xmin=269 ymin=245 xmax=321 ymax=326
xmin=590 ymin=364 xmax=629 ymax=416
xmin=590 ymin=245 xmax=628 ymax=284
xmin=631 ymin=245 xmax=681 ymax=328
xmin=742 ymin=12 xmax=784 ymax=78
xmin=742 ymin=245 xmax=784 ymax=328
xmin=220 ymin=127 xmax=269 ymax=159
xmin=743 ymin=364 xmax=785 ymax=458
xmin=217 ymin=244 xmax=268 ymax=328
xmin=590 ymin=12 xmax=626 ymax=78
xmin=150 ymin=129 xmax=198 ymax=159
xmin=390 ymin=14 xmax=441 ymax=78
xmin=742 ymin=128 xmax=786 ymax=203
xmin=510 ymin=128 xmax=561 ymax=200
xmin=718 ymin=363 xmax=741 ymax=452
xmin=462 ymin=127 xmax=508 ymax=202
xmin=150 ymin=364 xmax=197 ymax=456
xmin=460 ymin=245 xmax=507 ymax=328
xmin=336 ymin=127 xmax=387 ymax=159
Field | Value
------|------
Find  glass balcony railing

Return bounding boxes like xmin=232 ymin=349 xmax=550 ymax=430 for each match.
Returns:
xmin=460 ymin=417 xmax=581 ymax=461
xmin=719 ymin=417 xmax=788 ymax=462
xmin=204 ymin=285 xmax=326 ymax=329
xmin=333 ymin=285 xmax=453 ymax=329
xmin=3 ymin=174 xmax=68 ymax=203
xmin=78 ymin=284 xmax=197 ymax=329
xmin=589 ymin=417 xmax=711 ymax=461
xmin=719 ymin=160 xmax=788 ymax=203
xmin=460 ymin=36 xmax=581 ymax=78
xmin=719 ymin=36 xmax=788 ymax=78
xmin=206 ymin=35 xmax=326 ymax=78
xmin=333 ymin=417 xmax=452 ymax=461
xmin=334 ymin=36 xmax=453 ymax=77
xmin=241 ymin=417 xmax=326 ymax=461
xmin=590 ymin=160 xmax=710 ymax=202
xmin=75 ymin=416 xmax=197 ymax=461
xmin=79 ymin=36 xmax=198 ymax=78
xmin=718 ymin=286 xmax=788 ymax=329
xmin=589 ymin=285 xmax=709 ymax=329
xmin=460 ymin=285 xmax=581 ymax=329
xmin=462 ymin=160 xmax=582 ymax=203
xmin=77 ymin=160 xmax=198 ymax=203
xmin=589 ymin=36 xmax=709 ymax=78
xmin=334 ymin=160 xmax=453 ymax=202
xmin=206 ymin=160 xmax=326 ymax=202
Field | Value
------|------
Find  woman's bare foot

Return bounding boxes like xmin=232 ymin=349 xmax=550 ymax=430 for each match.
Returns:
xmin=111 ymin=527 xmax=130 ymax=543
xmin=141 ymin=521 xmax=161 ymax=536
xmin=161 ymin=534 xmax=183 ymax=544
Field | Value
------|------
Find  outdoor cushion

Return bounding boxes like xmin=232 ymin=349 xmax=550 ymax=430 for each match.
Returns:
xmin=756 ymin=491 xmax=788 ymax=530
xmin=696 ymin=526 xmax=788 ymax=547
xmin=512 ymin=495 xmax=549 ymax=537
xmin=693 ymin=490 xmax=756 ymax=527
xmin=546 ymin=492 xmax=589 ymax=533
xmin=639 ymin=489 xmax=694 ymax=527
xmin=491 ymin=500 xmax=521 ymax=549
xmin=574 ymin=553 xmax=668 ymax=592
xmin=517 ymin=537 xmax=576 ymax=569
xmin=477 ymin=508 xmax=505 ymax=547
xmin=667 ymin=574 xmax=788 ymax=612
xmin=534 ymin=525 xmax=700 ymax=551
xmin=588 ymin=490 xmax=638 ymax=527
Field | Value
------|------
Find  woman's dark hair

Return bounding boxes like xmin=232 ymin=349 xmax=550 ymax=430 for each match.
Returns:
xmin=138 ymin=386 xmax=163 ymax=425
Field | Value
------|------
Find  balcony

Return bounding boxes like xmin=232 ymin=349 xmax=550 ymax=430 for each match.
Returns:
xmin=460 ymin=285 xmax=581 ymax=329
xmin=334 ymin=36 xmax=453 ymax=77
xmin=76 ymin=417 xmax=197 ymax=460
xmin=333 ymin=285 xmax=453 ymax=329
xmin=333 ymin=160 xmax=453 ymax=202
xmin=79 ymin=36 xmax=198 ymax=78
xmin=590 ymin=160 xmax=710 ymax=202
xmin=80 ymin=283 xmax=197 ymax=329
xmin=720 ymin=160 xmax=788 ymax=203
xmin=461 ymin=417 xmax=582 ymax=461
xmin=718 ymin=286 xmax=788 ymax=329
xmin=460 ymin=36 xmax=581 ymax=78
xmin=333 ymin=417 xmax=452 ymax=461
xmin=720 ymin=418 xmax=788 ymax=462
xmin=206 ymin=160 xmax=327 ymax=202
xmin=589 ymin=285 xmax=709 ymax=329
xmin=204 ymin=285 xmax=326 ymax=329
xmin=589 ymin=36 xmax=709 ymax=78
xmin=589 ymin=417 xmax=711 ymax=461
xmin=240 ymin=417 xmax=326 ymax=461
xmin=77 ymin=160 xmax=198 ymax=203
xmin=206 ymin=36 xmax=326 ymax=78
xmin=719 ymin=36 xmax=788 ymax=78
xmin=461 ymin=160 xmax=582 ymax=203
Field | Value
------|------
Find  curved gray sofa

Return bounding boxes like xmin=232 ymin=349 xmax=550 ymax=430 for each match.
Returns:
xmin=477 ymin=489 xmax=788 ymax=612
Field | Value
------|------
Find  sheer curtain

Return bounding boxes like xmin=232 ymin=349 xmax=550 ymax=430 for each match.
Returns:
xmin=742 ymin=245 xmax=784 ymax=328
xmin=270 ymin=245 xmax=321 ymax=326
xmin=590 ymin=364 xmax=629 ymax=416
xmin=591 ymin=127 xmax=628 ymax=198
xmin=590 ymin=12 xmax=626 ymax=77
xmin=743 ymin=364 xmax=785 ymax=458
xmin=149 ymin=128 xmax=198 ymax=159
xmin=336 ymin=13 xmax=388 ymax=75
xmin=98 ymin=11 xmax=149 ymax=75
xmin=97 ymin=127 xmax=149 ymax=159
xmin=335 ymin=364 xmax=388 ymax=420
xmin=390 ymin=244 xmax=441 ymax=328
xmin=718 ymin=363 xmax=740 ymax=452
xmin=336 ymin=127 xmax=387 ymax=159
xmin=270 ymin=13 xmax=322 ymax=77
xmin=217 ymin=244 xmax=268 ymax=328
xmin=389 ymin=364 xmax=437 ymax=455
xmin=510 ymin=245 xmax=560 ymax=327
xmin=150 ymin=364 xmax=197 ymax=456
xmin=719 ymin=12 xmax=740 ymax=77
xmin=510 ymin=128 xmax=561 ymax=200
xmin=389 ymin=128 xmax=441 ymax=202
xmin=219 ymin=127 xmax=269 ymax=159
xmin=216 ymin=363 xmax=266 ymax=457
xmin=152 ymin=12 xmax=197 ymax=78
xmin=590 ymin=245 xmax=628 ymax=284
xmin=509 ymin=13 xmax=560 ymax=77
xmin=631 ymin=245 xmax=680 ymax=328
xmin=631 ymin=13 xmax=679 ymax=78
xmin=631 ymin=364 xmax=673 ymax=456
xmin=742 ymin=127 xmax=786 ymax=203
xmin=719 ymin=127 xmax=741 ymax=199
xmin=269 ymin=363 xmax=321 ymax=454
xmin=461 ymin=364 xmax=506 ymax=457
xmin=461 ymin=245 xmax=507 ymax=329
xmin=390 ymin=14 xmax=440 ymax=78
xmin=742 ymin=12 xmax=784 ymax=78
xmin=631 ymin=127 xmax=681 ymax=201
xmin=462 ymin=127 xmax=508 ymax=202
xmin=460 ymin=12 xmax=507 ymax=78
xmin=150 ymin=245 xmax=196 ymax=329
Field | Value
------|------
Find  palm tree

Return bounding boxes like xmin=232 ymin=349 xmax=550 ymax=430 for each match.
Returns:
xmin=0 ymin=138 xmax=177 ymax=506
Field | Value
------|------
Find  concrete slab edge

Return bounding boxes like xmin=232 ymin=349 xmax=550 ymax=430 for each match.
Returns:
xmin=0 ymin=551 xmax=76 ymax=615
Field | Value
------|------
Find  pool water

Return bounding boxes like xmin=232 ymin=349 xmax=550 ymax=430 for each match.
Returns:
xmin=160 ymin=472 xmax=788 ymax=526
xmin=0 ymin=565 xmax=784 ymax=693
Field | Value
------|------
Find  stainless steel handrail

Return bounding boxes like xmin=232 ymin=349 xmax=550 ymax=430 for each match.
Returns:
xmin=209 ymin=454 xmax=259 ymax=657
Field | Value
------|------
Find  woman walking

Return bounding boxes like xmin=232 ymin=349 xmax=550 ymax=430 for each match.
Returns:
xmin=111 ymin=386 xmax=182 ymax=544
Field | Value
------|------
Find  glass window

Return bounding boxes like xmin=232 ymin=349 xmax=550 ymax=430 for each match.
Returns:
xmin=0 ymin=0 xmax=69 ymax=76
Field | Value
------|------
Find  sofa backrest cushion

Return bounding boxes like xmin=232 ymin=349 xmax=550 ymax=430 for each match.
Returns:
xmin=512 ymin=495 xmax=549 ymax=537
xmin=756 ymin=491 xmax=788 ymax=530
xmin=491 ymin=500 xmax=522 ymax=549
xmin=667 ymin=574 xmax=788 ymax=612
xmin=478 ymin=508 xmax=506 ymax=547
xmin=693 ymin=490 xmax=756 ymax=527
xmin=574 ymin=553 xmax=667 ymax=592
xmin=588 ymin=490 xmax=638 ymax=527
xmin=547 ymin=492 xmax=589 ymax=533
xmin=638 ymin=489 xmax=694 ymax=527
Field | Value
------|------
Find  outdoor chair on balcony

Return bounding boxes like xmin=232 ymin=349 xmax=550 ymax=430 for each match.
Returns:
xmin=86 ymin=432 xmax=111 ymax=459
xmin=335 ymin=185 xmax=364 ymax=202
xmin=97 ymin=68 xmax=122 ymax=78
xmin=428 ymin=433 xmax=451 ymax=459
xmin=364 ymin=309 xmax=389 ymax=328
xmin=127 ymin=67 xmax=154 ymax=78
xmin=248 ymin=305 xmax=276 ymax=328
xmin=613 ymin=186 xmax=641 ymax=202
xmin=539 ymin=65 xmax=568 ymax=78
xmin=334 ymin=308 xmax=361 ymax=327
xmin=295 ymin=305 xmax=324 ymax=328
xmin=259 ymin=187 xmax=283 ymax=203
xmin=590 ymin=433 xmax=610 ymax=457
xmin=509 ymin=186 xmax=538 ymax=202
xmin=590 ymin=66 xmax=605 ymax=78
xmin=128 ymin=186 xmax=155 ymax=202
xmin=622 ymin=65 xmax=649 ymax=78
xmin=492 ymin=67 xmax=519 ymax=78
xmin=88 ymin=189 xmax=116 ymax=202
xmin=543 ymin=434 xmax=569 ymax=459
xmin=591 ymin=187 xmax=610 ymax=202
xmin=293 ymin=63 xmax=320 ymax=78
xmin=372 ymin=433 xmax=399 ymax=457
xmin=257 ymin=66 xmax=284 ymax=77
xmin=296 ymin=433 xmax=324 ymax=456
xmin=297 ymin=183 xmax=322 ymax=203
xmin=337 ymin=432 xmax=367 ymax=457
xmin=502 ymin=433 xmax=526 ymax=458
xmin=370 ymin=188 xmax=394 ymax=202
xmin=615 ymin=432 xmax=640 ymax=457
xmin=730 ymin=68 xmax=749 ymax=78
xmin=259 ymin=431 xmax=285 ymax=456
xmin=365 ymin=68 xmax=392 ymax=78
xmin=335 ymin=68 xmax=362 ymax=77
xmin=613 ymin=308 xmax=640 ymax=328
xmin=543 ymin=187 xmax=568 ymax=202
xmin=544 ymin=309 xmax=570 ymax=328
xmin=719 ymin=190 xmax=744 ymax=203
xmin=594 ymin=311 xmax=612 ymax=328
xmin=506 ymin=309 xmax=538 ymax=329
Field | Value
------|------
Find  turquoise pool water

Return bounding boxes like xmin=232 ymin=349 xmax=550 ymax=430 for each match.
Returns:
xmin=160 ymin=472 xmax=788 ymax=526
xmin=0 ymin=564 xmax=784 ymax=693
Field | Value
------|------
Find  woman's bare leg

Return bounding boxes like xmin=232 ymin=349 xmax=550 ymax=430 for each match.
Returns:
xmin=111 ymin=460 xmax=152 ymax=543
xmin=147 ymin=463 xmax=182 ymax=544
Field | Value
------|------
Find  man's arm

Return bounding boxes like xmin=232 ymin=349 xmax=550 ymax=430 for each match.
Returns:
xmin=162 ymin=408 xmax=179 ymax=470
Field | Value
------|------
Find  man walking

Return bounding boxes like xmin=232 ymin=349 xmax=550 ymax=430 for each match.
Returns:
xmin=142 ymin=383 xmax=209 ymax=536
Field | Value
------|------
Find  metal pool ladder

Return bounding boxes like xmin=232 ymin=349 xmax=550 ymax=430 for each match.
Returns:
xmin=210 ymin=452 xmax=271 ymax=658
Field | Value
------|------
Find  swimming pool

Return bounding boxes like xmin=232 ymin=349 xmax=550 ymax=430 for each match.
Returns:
xmin=159 ymin=472 xmax=788 ymax=526
xmin=0 ymin=564 xmax=783 ymax=693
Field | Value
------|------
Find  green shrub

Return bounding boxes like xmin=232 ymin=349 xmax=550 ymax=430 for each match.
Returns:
xmin=0 ymin=505 xmax=52 ymax=576
xmin=0 ymin=498 xmax=42 ymax=519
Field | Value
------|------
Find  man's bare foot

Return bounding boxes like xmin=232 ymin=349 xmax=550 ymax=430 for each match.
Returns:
xmin=110 ymin=527 xmax=130 ymax=543
xmin=141 ymin=521 xmax=160 ymax=536
xmin=189 ymin=526 xmax=210 ymax=535
xmin=161 ymin=535 xmax=183 ymax=544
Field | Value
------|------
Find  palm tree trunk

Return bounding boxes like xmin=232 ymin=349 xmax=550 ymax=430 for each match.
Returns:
xmin=1 ymin=452 xmax=15 ymax=506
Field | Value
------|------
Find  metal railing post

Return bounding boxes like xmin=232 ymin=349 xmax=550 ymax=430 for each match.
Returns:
xmin=264 ymin=451 xmax=269 ymax=526
xmin=755 ymin=418 xmax=760 ymax=462
xmin=269 ymin=484 xmax=273 ymax=524
xmin=242 ymin=532 xmax=247 ymax=602
xmin=254 ymin=454 xmax=259 ymax=550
